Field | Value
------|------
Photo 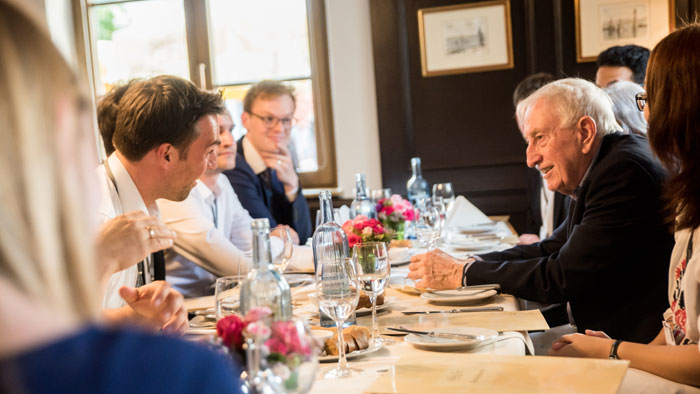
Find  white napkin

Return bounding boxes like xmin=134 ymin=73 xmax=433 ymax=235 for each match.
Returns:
xmin=286 ymin=245 xmax=314 ymax=273
xmin=445 ymin=195 xmax=491 ymax=228
xmin=337 ymin=205 xmax=350 ymax=224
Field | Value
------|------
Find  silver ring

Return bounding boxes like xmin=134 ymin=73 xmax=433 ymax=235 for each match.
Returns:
xmin=147 ymin=226 xmax=156 ymax=239
xmin=276 ymin=159 xmax=282 ymax=166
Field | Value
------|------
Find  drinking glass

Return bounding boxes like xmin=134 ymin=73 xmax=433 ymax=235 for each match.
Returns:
xmin=370 ymin=188 xmax=392 ymax=204
xmin=353 ymin=242 xmax=392 ymax=345
xmin=432 ymin=183 xmax=455 ymax=212
xmin=273 ymin=227 xmax=294 ymax=273
xmin=415 ymin=202 xmax=442 ymax=250
xmin=315 ymin=256 xmax=362 ymax=378
xmin=215 ymin=275 xmax=244 ymax=320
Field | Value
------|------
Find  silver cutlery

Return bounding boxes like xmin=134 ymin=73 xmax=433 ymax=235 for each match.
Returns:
xmin=387 ymin=327 xmax=482 ymax=341
xmin=401 ymin=306 xmax=503 ymax=315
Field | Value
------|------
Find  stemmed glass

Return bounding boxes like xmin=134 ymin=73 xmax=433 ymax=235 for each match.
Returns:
xmin=432 ymin=183 xmax=455 ymax=213
xmin=273 ymin=227 xmax=294 ymax=273
xmin=353 ymin=242 xmax=392 ymax=346
xmin=315 ymin=256 xmax=362 ymax=378
xmin=415 ymin=200 xmax=442 ymax=250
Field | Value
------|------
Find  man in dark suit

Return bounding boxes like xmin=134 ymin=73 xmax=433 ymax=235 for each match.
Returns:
xmin=224 ymin=80 xmax=312 ymax=243
xmin=409 ymin=78 xmax=673 ymax=344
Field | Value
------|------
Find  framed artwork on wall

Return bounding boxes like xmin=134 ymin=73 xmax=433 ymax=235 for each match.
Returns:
xmin=417 ymin=0 xmax=514 ymax=77
xmin=575 ymin=0 xmax=675 ymax=62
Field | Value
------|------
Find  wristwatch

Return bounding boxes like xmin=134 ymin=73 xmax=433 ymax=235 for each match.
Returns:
xmin=609 ymin=339 xmax=623 ymax=360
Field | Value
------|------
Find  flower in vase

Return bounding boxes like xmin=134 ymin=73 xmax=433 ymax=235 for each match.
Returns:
xmin=244 ymin=306 xmax=272 ymax=323
xmin=216 ymin=314 xmax=248 ymax=351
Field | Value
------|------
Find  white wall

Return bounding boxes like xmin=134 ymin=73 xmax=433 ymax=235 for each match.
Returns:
xmin=324 ymin=0 xmax=382 ymax=198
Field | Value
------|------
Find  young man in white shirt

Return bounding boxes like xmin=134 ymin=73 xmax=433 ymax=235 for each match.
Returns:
xmin=159 ymin=110 xmax=299 ymax=297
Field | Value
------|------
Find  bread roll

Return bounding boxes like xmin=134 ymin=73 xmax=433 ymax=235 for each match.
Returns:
xmin=322 ymin=325 xmax=371 ymax=355
xmin=357 ymin=293 xmax=385 ymax=309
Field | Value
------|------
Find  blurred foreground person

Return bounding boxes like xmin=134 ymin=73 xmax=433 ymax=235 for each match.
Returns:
xmin=550 ymin=24 xmax=700 ymax=390
xmin=0 ymin=2 xmax=240 ymax=392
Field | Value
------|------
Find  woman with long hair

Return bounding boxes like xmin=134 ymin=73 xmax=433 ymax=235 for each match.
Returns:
xmin=0 ymin=1 xmax=239 ymax=392
xmin=548 ymin=24 xmax=700 ymax=389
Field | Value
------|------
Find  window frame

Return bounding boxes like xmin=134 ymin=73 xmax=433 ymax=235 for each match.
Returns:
xmin=82 ymin=0 xmax=337 ymax=188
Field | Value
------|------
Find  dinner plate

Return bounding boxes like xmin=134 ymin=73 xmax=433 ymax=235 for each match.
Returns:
xmin=421 ymin=289 xmax=497 ymax=305
xmin=319 ymin=341 xmax=382 ymax=362
xmin=449 ymin=223 xmax=499 ymax=234
xmin=403 ymin=327 xmax=499 ymax=351
xmin=444 ymin=241 xmax=499 ymax=252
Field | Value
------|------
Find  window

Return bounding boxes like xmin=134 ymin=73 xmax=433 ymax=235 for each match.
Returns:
xmin=85 ymin=0 xmax=336 ymax=187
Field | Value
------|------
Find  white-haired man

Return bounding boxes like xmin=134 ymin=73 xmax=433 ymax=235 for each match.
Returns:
xmin=409 ymin=78 xmax=672 ymax=344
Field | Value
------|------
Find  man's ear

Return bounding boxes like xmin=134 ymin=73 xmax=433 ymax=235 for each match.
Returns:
xmin=155 ymin=143 xmax=177 ymax=167
xmin=578 ymin=116 xmax=598 ymax=154
xmin=240 ymin=111 xmax=251 ymax=130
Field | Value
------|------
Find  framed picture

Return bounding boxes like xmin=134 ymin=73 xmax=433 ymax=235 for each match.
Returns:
xmin=417 ymin=0 xmax=514 ymax=77
xmin=575 ymin=0 xmax=675 ymax=62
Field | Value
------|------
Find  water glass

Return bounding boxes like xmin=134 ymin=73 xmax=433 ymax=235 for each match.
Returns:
xmin=315 ymin=256 xmax=362 ymax=378
xmin=415 ymin=203 xmax=442 ymax=250
xmin=353 ymin=242 xmax=392 ymax=345
xmin=215 ymin=275 xmax=244 ymax=320
xmin=273 ymin=227 xmax=294 ymax=273
xmin=432 ymin=183 xmax=455 ymax=212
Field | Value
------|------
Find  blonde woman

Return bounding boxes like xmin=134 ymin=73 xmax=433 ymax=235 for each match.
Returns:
xmin=0 ymin=2 xmax=240 ymax=392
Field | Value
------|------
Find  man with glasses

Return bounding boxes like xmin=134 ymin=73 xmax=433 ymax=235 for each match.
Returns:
xmin=225 ymin=80 xmax=311 ymax=243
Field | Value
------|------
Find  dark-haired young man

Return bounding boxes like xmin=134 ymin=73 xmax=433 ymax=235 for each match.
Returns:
xmin=595 ymin=44 xmax=650 ymax=87
xmin=97 ymin=75 xmax=224 ymax=333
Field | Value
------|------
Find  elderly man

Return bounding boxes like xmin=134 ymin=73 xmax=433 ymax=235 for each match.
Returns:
xmin=409 ymin=78 xmax=672 ymax=343
xmin=595 ymin=44 xmax=649 ymax=87
xmin=158 ymin=109 xmax=295 ymax=297
xmin=224 ymin=80 xmax=312 ymax=243
xmin=97 ymin=75 xmax=224 ymax=333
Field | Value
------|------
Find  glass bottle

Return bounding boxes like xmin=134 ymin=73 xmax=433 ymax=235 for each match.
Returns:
xmin=350 ymin=173 xmax=376 ymax=219
xmin=239 ymin=218 xmax=292 ymax=321
xmin=406 ymin=157 xmax=429 ymax=205
xmin=313 ymin=190 xmax=356 ymax=327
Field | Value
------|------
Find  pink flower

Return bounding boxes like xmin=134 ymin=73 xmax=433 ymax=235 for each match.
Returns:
xmin=347 ymin=233 xmax=361 ymax=248
xmin=216 ymin=315 xmax=247 ymax=350
xmin=245 ymin=321 xmax=272 ymax=339
xmin=244 ymin=306 xmax=272 ymax=323
xmin=362 ymin=227 xmax=373 ymax=237
xmin=353 ymin=221 xmax=365 ymax=231
xmin=404 ymin=208 xmax=415 ymax=221
xmin=265 ymin=338 xmax=289 ymax=355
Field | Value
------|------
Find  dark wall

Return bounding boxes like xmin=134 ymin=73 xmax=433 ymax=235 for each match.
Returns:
xmin=369 ymin=0 xmax=699 ymax=234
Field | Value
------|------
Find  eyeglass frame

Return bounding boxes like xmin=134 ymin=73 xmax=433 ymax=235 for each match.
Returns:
xmin=635 ymin=92 xmax=647 ymax=112
xmin=248 ymin=112 xmax=295 ymax=129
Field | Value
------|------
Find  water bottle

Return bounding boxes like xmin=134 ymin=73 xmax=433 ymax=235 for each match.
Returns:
xmin=239 ymin=219 xmax=292 ymax=321
xmin=406 ymin=157 xmax=429 ymax=205
xmin=312 ymin=190 xmax=356 ymax=327
xmin=350 ymin=173 xmax=376 ymax=219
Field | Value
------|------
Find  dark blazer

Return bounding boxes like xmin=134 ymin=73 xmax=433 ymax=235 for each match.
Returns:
xmin=471 ymin=133 xmax=673 ymax=343
xmin=224 ymin=138 xmax=312 ymax=243
xmin=523 ymin=167 xmax=570 ymax=236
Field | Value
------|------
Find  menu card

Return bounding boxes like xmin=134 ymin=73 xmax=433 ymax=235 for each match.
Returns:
xmin=366 ymin=353 xmax=629 ymax=394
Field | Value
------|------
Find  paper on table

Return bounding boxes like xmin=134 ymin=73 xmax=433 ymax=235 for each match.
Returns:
xmin=445 ymin=195 xmax=491 ymax=228
xmin=286 ymin=245 xmax=314 ymax=273
xmin=379 ymin=309 xmax=549 ymax=333
xmin=366 ymin=353 xmax=629 ymax=394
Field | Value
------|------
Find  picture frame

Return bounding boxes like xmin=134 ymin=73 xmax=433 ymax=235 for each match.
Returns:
xmin=417 ymin=0 xmax=514 ymax=77
xmin=575 ymin=0 xmax=675 ymax=62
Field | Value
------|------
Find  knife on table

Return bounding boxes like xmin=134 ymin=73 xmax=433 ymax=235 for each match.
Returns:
xmin=386 ymin=327 xmax=484 ymax=341
xmin=401 ymin=306 xmax=503 ymax=315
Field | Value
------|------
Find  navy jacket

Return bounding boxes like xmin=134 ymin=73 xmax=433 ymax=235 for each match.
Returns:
xmin=472 ymin=133 xmax=673 ymax=343
xmin=224 ymin=138 xmax=312 ymax=242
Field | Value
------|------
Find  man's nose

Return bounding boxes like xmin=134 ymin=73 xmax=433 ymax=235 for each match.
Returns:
xmin=221 ymin=130 xmax=234 ymax=147
xmin=525 ymin=144 xmax=541 ymax=169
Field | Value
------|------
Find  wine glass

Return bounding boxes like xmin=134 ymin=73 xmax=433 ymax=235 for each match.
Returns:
xmin=432 ymin=183 xmax=455 ymax=213
xmin=353 ymin=242 xmax=392 ymax=345
xmin=273 ymin=227 xmax=294 ymax=273
xmin=215 ymin=275 xmax=244 ymax=320
xmin=415 ymin=201 xmax=442 ymax=250
xmin=315 ymin=256 xmax=362 ymax=379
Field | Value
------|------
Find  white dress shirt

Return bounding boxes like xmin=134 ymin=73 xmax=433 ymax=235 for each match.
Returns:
xmin=97 ymin=153 xmax=158 ymax=309
xmin=158 ymin=174 xmax=284 ymax=297
xmin=539 ymin=183 xmax=555 ymax=240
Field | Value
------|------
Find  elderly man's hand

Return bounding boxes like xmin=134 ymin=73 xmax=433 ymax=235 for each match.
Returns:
xmin=407 ymin=249 xmax=467 ymax=289
xmin=548 ymin=333 xmax=614 ymax=359
xmin=118 ymin=281 xmax=188 ymax=335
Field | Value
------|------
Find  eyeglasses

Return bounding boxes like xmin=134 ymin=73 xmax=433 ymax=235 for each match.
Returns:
xmin=249 ymin=112 xmax=295 ymax=129
xmin=635 ymin=92 xmax=647 ymax=112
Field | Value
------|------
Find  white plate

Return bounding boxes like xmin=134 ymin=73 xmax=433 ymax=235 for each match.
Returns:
xmin=304 ymin=296 xmax=396 ymax=316
xmin=450 ymin=223 xmax=499 ymax=234
xmin=403 ymin=327 xmax=499 ymax=351
xmin=421 ymin=289 xmax=497 ymax=305
xmin=319 ymin=341 xmax=382 ymax=362
xmin=444 ymin=241 xmax=499 ymax=252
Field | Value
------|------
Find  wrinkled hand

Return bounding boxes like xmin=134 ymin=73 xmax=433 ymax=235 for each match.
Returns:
xmin=119 ymin=281 xmax=187 ymax=335
xmin=407 ymin=249 xmax=466 ymax=289
xmin=260 ymin=144 xmax=298 ymax=195
xmin=96 ymin=211 xmax=175 ymax=274
xmin=549 ymin=333 xmax=613 ymax=358
xmin=518 ymin=233 xmax=540 ymax=245
xmin=272 ymin=225 xmax=300 ymax=245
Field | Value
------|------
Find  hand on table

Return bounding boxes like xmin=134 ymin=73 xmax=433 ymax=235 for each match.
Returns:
xmin=119 ymin=281 xmax=187 ymax=335
xmin=260 ymin=144 xmax=298 ymax=195
xmin=407 ymin=249 xmax=467 ymax=290
xmin=548 ymin=331 xmax=614 ymax=359
xmin=518 ymin=233 xmax=540 ymax=245
xmin=96 ymin=211 xmax=175 ymax=274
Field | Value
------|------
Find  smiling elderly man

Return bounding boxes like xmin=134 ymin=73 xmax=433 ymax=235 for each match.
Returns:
xmin=409 ymin=78 xmax=673 ymax=343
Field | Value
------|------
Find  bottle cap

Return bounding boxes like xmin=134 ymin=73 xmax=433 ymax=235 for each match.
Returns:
xmin=251 ymin=218 xmax=270 ymax=231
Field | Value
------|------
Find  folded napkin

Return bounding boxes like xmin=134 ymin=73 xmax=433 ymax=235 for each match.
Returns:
xmin=286 ymin=245 xmax=314 ymax=273
xmin=445 ymin=195 xmax=491 ymax=228
xmin=337 ymin=205 xmax=350 ymax=224
xmin=388 ymin=247 xmax=411 ymax=262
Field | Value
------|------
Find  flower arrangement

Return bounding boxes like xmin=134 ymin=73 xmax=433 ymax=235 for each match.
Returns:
xmin=216 ymin=307 xmax=317 ymax=392
xmin=376 ymin=195 xmax=415 ymax=239
xmin=341 ymin=215 xmax=394 ymax=248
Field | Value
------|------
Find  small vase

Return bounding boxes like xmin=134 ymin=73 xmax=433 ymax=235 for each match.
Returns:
xmin=383 ymin=220 xmax=405 ymax=240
